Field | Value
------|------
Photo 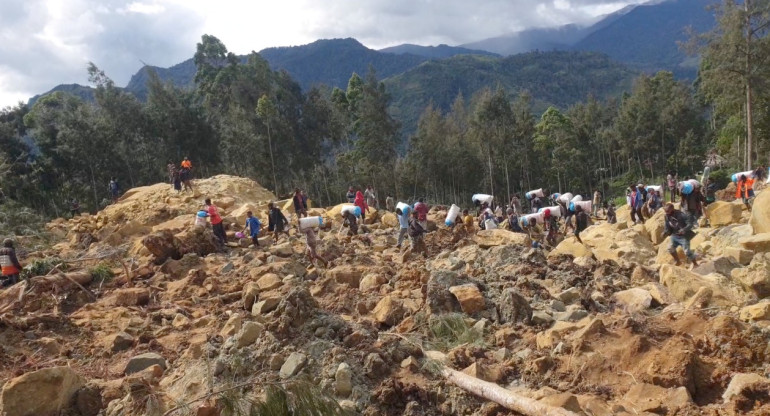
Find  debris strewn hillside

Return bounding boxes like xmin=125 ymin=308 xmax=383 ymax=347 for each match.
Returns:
xmin=1 ymin=175 xmax=769 ymax=416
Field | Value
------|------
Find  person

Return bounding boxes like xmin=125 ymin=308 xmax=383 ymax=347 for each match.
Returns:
xmin=647 ymin=189 xmax=662 ymax=216
xmin=478 ymin=203 xmax=496 ymax=230
xmin=268 ymin=201 xmax=290 ymax=241
xmin=167 ymin=160 xmax=177 ymax=185
xmin=525 ymin=217 xmax=544 ymax=246
xmin=402 ymin=210 xmax=428 ymax=262
xmin=592 ymin=190 xmax=602 ymax=218
xmin=667 ymin=171 xmax=678 ymax=203
xmin=462 ymin=209 xmax=475 ymax=233
xmin=681 ymin=183 xmax=704 ymax=221
xmin=663 ymin=203 xmax=699 ymax=267
xmin=342 ymin=209 xmax=359 ymax=236
xmin=181 ymin=157 xmax=192 ymax=169
xmin=395 ymin=205 xmax=411 ymax=248
xmin=180 ymin=166 xmax=194 ymax=192
xmin=629 ymin=184 xmax=642 ymax=224
xmin=494 ymin=204 xmax=504 ymax=223
xmin=301 ymin=225 xmax=326 ymax=267
xmin=205 ymin=198 xmax=226 ymax=245
xmin=0 ymin=239 xmax=22 ymax=288
xmin=753 ymin=165 xmax=767 ymax=191
xmin=606 ymin=202 xmax=617 ymax=224
xmin=172 ymin=168 xmax=182 ymax=192
xmin=70 ymin=199 xmax=80 ymax=217
xmin=636 ymin=184 xmax=648 ymax=220
xmin=510 ymin=194 xmax=522 ymax=215
xmin=704 ymin=178 xmax=717 ymax=206
xmin=574 ymin=205 xmax=589 ymax=243
xmin=301 ymin=190 xmax=309 ymax=213
xmin=364 ymin=186 xmax=377 ymax=209
xmin=108 ymin=178 xmax=121 ymax=203
xmin=243 ymin=211 xmax=262 ymax=247
xmin=531 ymin=196 xmax=543 ymax=213
xmin=386 ymin=196 xmax=395 ymax=212
xmin=346 ymin=187 xmax=356 ymax=204
xmin=507 ymin=208 xmax=523 ymax=232
xmin=354 ymin=190 xmax=370 ymax=222
xmin=736 ymin=174 xmax=755 ymax=211
xmin=545 ymin=210 xmax=559 ymax=247
xmin=293 ymin=188 xmax=307 ymax=220
xmin=413 ymin=198 xmax=429 ymax=230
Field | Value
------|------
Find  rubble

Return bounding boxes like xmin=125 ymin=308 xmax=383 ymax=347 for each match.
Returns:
xmin=3 ymin=175 xmax=769 ymax=416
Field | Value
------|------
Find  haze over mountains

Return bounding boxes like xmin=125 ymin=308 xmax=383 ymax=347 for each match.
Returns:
xmin=29 ymin=0 xmax=716 ymax=134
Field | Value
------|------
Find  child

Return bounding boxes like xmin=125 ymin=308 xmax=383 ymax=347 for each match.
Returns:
xmin=606 ymin=202 xmax=617 ymax=224
xmin=243 ymin=211 xmax=262 ymax=247
xmin=301 ymin=225 xmax=327 ymax=267
xmin=462 ymin=209 xmax=475 ymax=233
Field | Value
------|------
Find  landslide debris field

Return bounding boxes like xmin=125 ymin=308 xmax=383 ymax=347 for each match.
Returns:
xmin=1 ymin=175 xmax=770 ymax=416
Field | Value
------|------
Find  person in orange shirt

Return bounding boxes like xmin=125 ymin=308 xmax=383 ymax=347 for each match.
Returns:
xmin=736 ymin=174 xmax=755 ymax=211
xmin=181 ymin=157 xmax=192 ymax=169
xmin=0 ymin=239 xmax=22 ymax=287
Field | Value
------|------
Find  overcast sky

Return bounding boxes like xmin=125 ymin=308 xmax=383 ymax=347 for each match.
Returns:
xmin=0 ymin=0 xmax=648 ymax=108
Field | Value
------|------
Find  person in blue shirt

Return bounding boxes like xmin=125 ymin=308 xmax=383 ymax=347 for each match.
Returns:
xmin=395 ymin=205 xmax=411 ymax=249
xmin=243 ymin=211 xmax=262 ymax=247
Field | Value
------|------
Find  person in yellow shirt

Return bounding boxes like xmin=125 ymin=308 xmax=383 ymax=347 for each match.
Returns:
xmin=462 ymin=209 xmax=474 ymax=232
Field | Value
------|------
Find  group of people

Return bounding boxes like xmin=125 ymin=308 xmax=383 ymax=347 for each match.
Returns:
xmin=167 ymin=157 xmax=194 ymax=193
xmin=627 ymin=183 xmax=663 ymax=224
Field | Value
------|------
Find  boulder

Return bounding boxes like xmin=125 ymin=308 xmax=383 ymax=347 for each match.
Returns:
xmin=381 ymin=212 xmax=399 ymax=227
xmin=539 ymin=393 xmax=583 ymax=414
xmin=739 ymin=302 xmax=770 ymax=321
xmin=707 ymin=201 xmax=743 ymax=227
xmin=613 ymin=288 xmax=653 ymax=313
xmin=474 ymin=229 xmax=531 ymax=249
xmin=425 ymin=271 xmax=463 ymax=314
xmin=621 ymin=383 xmax=693 ymax=413
xmin=0 ymin=367 xmax=85 ymax=416
xmin=269 ymin=243 xmax=294 ymax=257
xmin=112 ymin=288 xmax=150 ymax=307
xmin=722 ymin=373 xmax=770 ymax=402
xmin=498 ymin=289 xmax=532 ymax=324
xmin=256 ymin=273 xmax=282 ymax=291
xmin=725 ymin=247 xmax=754 ymax=265
xmin=660 ymin=265 xmax=750 ymax=307
xmin=692 ymin=257 xmax=741 ymax=277
xmin=106 ymin=332 xmax=134 ymax=352
xmin=730 ymin=256 xmax=770 ymax=299
xmin=448 ymin=284 xmax=485 ymax=314
xmin=327 ymin=265 xmax=364 ymax=288
xmin=124 ymin=353 xmax=166 ymax=375
xmin=548 ymin=239 xmax=593 ymax=259
xmin=334 ymin=363 xmax=353 ymax=397
xmin=644 ymin=209 xmax=667 ymax=245
xmin=220 ymin=314 xmax=242 ymax=338
xmin=242 ymin=282 xmax=260 ymax=311
xmin=372 ymin=295 xmax=405 ymax=326
xmin=749 ymin=189 xmax=770 ymax=234
xmin=252 ymin=296 xmax=281 ymax=315
xmin=280 ymin=352 xmax=308 ymax=379
xmin=359 ymin=274 xmax=387 ymax=292
xmin=739 ymin=233 xmax=770 ymax=253
xmin=235 ymin=321 xmax=264 ymax=348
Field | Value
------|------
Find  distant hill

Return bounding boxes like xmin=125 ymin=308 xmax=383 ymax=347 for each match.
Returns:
xmin=28 ymin=84 xmax=94 ymax=107
xmin=571 ymin=0 xmax=716 ymax=78
xmin=384 ymin=51 xmax=637 ymax=136
xmin=257 ymin=38 xmax=428 ymax=90
xmin=379 ymin=44 xmax=499 ymax=59
xmin=125 ymin=59 xmax=196 ymax=101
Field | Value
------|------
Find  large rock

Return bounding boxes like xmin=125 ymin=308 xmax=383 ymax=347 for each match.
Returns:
xmin=660 ymin=265 xmax=750 ymax=307
xmin=613 ymin=288 xmax=653 ymax=313
xmin=739 ymin=302 xmax=770 ymax=321
xmin=722 ymin=373 xmax=770 ymax=402
xmin=334 ymin=363 xmax=353 ymax=397
xmin=498 ymin=289 xmax=532 ymax=324
xmin=580 ymin=223 xmax=656 ymax=265
xmin=141 ymin=228 xmax=219 ymax=261
xmin=0 ymin=367 xmax=85 ymax=416
xmin=448 ymin=284 xmax=485 ymax=314
xmin=256 ymin=273 xmax=282 ymax=291
xmin=749 ymin=189 xmax=770 ymax=234
xmin=707 ymin=201 xmax=743 ymax=227
xmin=235 ymin=321 xmax=264 ymax=348
xmin=124 ymin=353 xmax=167 ymax=375
xmin=730 ymin=256 xmax=770 ymax=299
xmin=724 ymin=247 xmax=755 ymax=265
xmin=692 ymin=257 xmax=741 ymax=277
xmin=621 ymin=383 xmax=693 ymax=413
xmin=280 ymin=352 xmax=307 ymax=379
xmin=112 ymin=288 xmax=150 ymax=307
xmin=644 ymin=209 xmax=667 ymax=245
xmin=425 ymin=271 xmax=463 ymax=314
xmin=327 ymin=265 xmax=364 ymax=288
xmin=220 ymin=314 xmax=243 ymax=338
xmin=372 ymin=296 xmax=405 ymax=326
xmin=381 ymin=212 xmax=399 ymax=227
xmin=547 ymin=239 xmax=593 ymax=259
xmin=474 ymin=229 xmax=531 ymax=248
xmin=739 ymin=233 xmax=770 ymax=253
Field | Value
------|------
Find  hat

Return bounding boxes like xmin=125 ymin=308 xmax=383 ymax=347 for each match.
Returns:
xmin=637 ymin=183 xmax=644 ymax=187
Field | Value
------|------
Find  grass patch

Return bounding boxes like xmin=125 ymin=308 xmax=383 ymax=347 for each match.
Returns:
xmin=250 ymin=382 xmax=348 ymax=416
xmin=20 ymin=257 xmax=67 ymax=280
xmin=89 ymin=262 xmax=115 ymax=283
xmin=426 ymin=313 xmax=484 ymax=351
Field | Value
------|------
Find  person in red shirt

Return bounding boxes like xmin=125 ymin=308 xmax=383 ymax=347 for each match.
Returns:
xmin=413 ymin=198 xmax=429 ymax=230
xmin=354 ymin=190 xmax=370 ymax=221
xmin=205 ymin=198 xmax=226 ymax=244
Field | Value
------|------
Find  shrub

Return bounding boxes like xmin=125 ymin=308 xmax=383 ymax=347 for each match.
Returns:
xmin=89 ymin=262 xmax=115 ymax=282
xmin=20 ymin=257 xmax=67 ymax=280
xmin=426 ymin=313 xmax=484 ymax=351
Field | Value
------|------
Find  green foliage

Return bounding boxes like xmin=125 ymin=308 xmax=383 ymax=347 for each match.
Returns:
xmin=426 ymin=313 xmax=485 ymax=351
xmin=709 ymin=168 xmax=732 ymax=190
xmin=89 ymin=262 xmax=114 ymax=283
xmin=21 ymin=257 xmax=67 ymax=280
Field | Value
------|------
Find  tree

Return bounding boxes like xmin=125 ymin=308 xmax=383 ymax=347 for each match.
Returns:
xmin=691 ymin=0 xmax=770 ymax=169
xmin=256 ymin=95 xmax=279 ymax=195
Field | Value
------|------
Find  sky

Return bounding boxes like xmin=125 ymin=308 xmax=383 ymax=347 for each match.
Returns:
xmin=0 ymin=0 xmax=649 ymax=108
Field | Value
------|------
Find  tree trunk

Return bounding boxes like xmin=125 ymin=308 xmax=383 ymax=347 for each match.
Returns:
xmin=267 ymin=123 xmax=279 ymax=195
xmin=746 ymin=0 xmax=754 ymax=170
xmin=442 ymin=368 xmax=580 ymax=416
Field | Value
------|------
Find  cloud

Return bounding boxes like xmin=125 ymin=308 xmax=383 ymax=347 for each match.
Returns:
xmin=0 ymin=0 xmax=647 ymax=108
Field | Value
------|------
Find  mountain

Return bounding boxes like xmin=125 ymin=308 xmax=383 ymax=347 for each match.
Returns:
xmin=379 ymin=44 xmax=499 ymax=59
xmin=384 ymin=51 xmax=637 ymax=136
xmin=257 ymin=38 xmax=428 ymax=91
xmin=461 ymin=4 xmax=637 ymax=55
xmin=28 ymin=84 xmax=95 ymax=107
xmin=571 ymin=0 xmax=716 ymax=77
xmin=125 ymin=59 xmax=196 ymax=101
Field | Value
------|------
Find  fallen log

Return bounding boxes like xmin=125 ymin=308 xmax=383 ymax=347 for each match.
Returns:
xmin=442 ymin=368 xmax=580 ymax=416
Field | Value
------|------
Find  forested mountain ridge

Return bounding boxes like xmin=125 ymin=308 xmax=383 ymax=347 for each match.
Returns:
xmin=379 ymin=43 xmax=499 ymax=58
